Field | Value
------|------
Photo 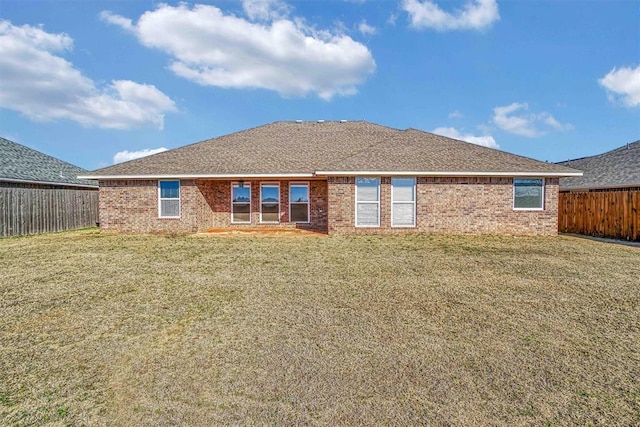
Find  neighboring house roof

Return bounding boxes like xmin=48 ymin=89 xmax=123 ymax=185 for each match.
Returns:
xmin=558 ymin=140 xmax=640 ymax=190
xmin=81 ymin=121 xmax=581 ymax=179
xmin=0 ymin=136 xmax=97 ymax=188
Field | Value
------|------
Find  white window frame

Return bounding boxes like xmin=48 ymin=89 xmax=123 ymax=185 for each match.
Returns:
xmin=513 ymin=178 xmax=545 ymax=211
xmin=355 ymin=177 xmax=380 ymax=227
xmin=231 ymin=182 xmax=251 ymax=223
xmin=289 ymin=182 xmax=310 ymax=223
xmin=158 ymin=180 xmax=180 ymax=218
xmin=391 ymin=177 xmax=416 ymax=228
xmin=260 ymin=183 xmax=280 ymax=223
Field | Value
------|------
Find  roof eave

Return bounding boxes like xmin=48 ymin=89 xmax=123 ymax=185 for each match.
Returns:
xmin=315 ymin=171 xmax=583 ymax=177
xmin=0 ymin=177 xmax=98 ymax=188
xmin=78 ymin=173 xmax=317 ymax=180
xmin=80 ymin=171 xmax=583 ymax=180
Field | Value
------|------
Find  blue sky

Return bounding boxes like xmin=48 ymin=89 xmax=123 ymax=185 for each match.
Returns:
xmin=1 ymin=0 xmax=638 ymax=170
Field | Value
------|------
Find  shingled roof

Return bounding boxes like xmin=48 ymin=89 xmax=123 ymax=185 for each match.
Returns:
xmin=0 ymin=137 xmax=97 ymax=188
xmin=82 ymin=121 xmax=580 ymax=179
xmin=558 ymin=140 xmax=640 ymax=190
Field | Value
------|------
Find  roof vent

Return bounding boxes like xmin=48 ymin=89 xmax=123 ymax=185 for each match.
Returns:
xmin=340 ymin=120 xmax=348 ymax=123
xmin=295 ymin=120 xmax=303 ymax=123
xmin=317 ymin=120 xmax=325 ymax=123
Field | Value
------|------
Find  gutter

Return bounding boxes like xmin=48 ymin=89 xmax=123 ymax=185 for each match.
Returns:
xmin=79 ymin=170 xmax=583 ymax=180
xmin=314 ymin=171 xmax=583 ymax=178
xmin=77 ymin=173 xmax=317 ymax=180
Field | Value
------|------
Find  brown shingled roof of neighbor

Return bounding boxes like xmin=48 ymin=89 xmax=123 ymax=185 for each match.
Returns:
xmin=81 ymin=121 xmax=581 ymax=178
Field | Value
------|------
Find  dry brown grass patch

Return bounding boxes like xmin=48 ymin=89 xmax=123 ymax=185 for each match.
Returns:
xmin=1 ymin=230 xmax=639 ymax=425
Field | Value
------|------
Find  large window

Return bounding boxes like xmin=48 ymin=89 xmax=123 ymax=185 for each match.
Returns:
xmin=289 ymin=183 xmax=309 ymax=223
xmin=232 ymin=183 xmax=251 ymax=223
xmin=158 ymin=180 xmax=180 ymax=218
xmin=355 ymin=177 xmax=380 ymax=227
xmin=392 ymin=178 xmax=416 ymax=227
xmin=513 ymin=178 xmax=544 ymax=210
xmin=261 ymin=184 xmax=280 ymax=223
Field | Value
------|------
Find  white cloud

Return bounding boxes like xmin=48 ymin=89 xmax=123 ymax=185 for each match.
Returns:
xmin=113 ymin=147 xmax=168 ymax=164
xmin=402 ymin=0 xmax=499 ymax=31
xmin=492 ymin=102 xmax=572 ymax=137
xmin=0 ymin=20 xmax=176 ymax=129
xmin=599 ymin=65 xmax=640 ymax=107
xmin=448 ymin=110 xmax=463 ymax=119
xmin=101 ymin=3 xmax=376 ymax=100
xmin=432 ymin=126 xmax=498 ymax=149
xmin=99 ymin=11 xmax=134 ymax=32
xmin=242 ymin=0 xmax=290 ymax=21
xmin=358 ymin=20 xmax=377 ymax=35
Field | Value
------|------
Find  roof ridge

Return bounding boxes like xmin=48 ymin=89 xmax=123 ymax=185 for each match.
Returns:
xmin=0 ymin=136 xmax=96 ymax=187
xmin=559 ymin=139 xmax=640 ymax=164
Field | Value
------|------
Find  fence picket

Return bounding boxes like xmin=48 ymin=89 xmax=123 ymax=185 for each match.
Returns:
xmin=559 ymin=189 xmax=640 ymax=241
xmin=0 ymin=187 xmax=98 ymax=237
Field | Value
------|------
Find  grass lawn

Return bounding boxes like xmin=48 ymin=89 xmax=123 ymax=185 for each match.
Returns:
xmin=1 ymin=229 xmax=639 ymax=426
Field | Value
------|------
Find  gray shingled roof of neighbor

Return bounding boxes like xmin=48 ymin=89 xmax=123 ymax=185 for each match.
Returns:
xmin=0 ymin=136 xmax=97 ymax=188
xmin=558 ymin=140 xmax=640 ymax=190
xmin=82 ymin=121 xmax=581 ymax=179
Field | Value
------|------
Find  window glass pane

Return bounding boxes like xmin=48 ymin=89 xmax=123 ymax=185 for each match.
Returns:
xmin=357 ymin=203 xmax=379 ymax=226
xmin=290 ymin=185 xmax=309 ymax=203
xmin=161 ymin=200 xmax=179 ymax=217
xmin=392 ymin=178 xmax=414 ymax=202
xmin=262 ymin=203 xmax=278 ymax=212
xmin=290 ymin=203 xmax=308 ymax=222
xmin=160 ymin=181 xmax=179 ymax=199
xmin=261 ymin=185 xmax=279 ymax=222
xmin=356 ymin=178 xmax=379 ymax=202
xmin=232 ymin=204 xmax=250 ymax=222
xmin=261 ymin=186 xmax=279 ymax=203
xmin=514 ymin=179 xmax=543 ymax=209
xmin=233 ymin=186 xmax=250 ymax=203
xmin=261 ymin=207 xmax=279 ymax=222
xmin=393 ymin=203 xmax=415 ymax=226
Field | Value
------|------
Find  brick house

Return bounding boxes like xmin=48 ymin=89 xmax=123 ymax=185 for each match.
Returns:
xmin=80 ymin=121 xmax=581 ymax=235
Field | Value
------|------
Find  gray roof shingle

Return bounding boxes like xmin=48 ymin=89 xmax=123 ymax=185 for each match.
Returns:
xmin=558 ymin=140 xmax=640 ymax=189
xmin=83 ymin=121 xmax=580 ymax=178
xmin=0 ymin=137 xmax=97 ymax=187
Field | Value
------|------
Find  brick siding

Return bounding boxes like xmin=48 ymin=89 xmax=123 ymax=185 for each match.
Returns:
xmin=98 ymin=179 xmax=204 ymax=233
xmin=327 ymin=176 xmax=559 ymax=235
xmin=98 ymin=176 xmax=559 ymax=235
xmin=196 ymin=179 xmax=328 ymax=232
xmin=98 ymin=179 xmax=328 ymax=233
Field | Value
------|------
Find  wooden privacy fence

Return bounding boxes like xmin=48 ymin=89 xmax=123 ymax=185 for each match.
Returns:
xmin=0 ymin=186 xmax=98 ymax=237
xmin=558 ymin=188 xmax=640 ymax=241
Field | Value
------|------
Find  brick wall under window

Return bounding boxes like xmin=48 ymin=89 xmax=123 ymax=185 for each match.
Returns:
xmin=199 ymin=179 xmax=328 ymax=232
xmin=98 ymin=179 xmax=328 ymax=233
xmin=327 ymin=176 xmax=559 ymax=235
xmin=98 ymin=179 xmax=202 ymax=233
xmin=98 ymin=176 xmax=559 ymax=235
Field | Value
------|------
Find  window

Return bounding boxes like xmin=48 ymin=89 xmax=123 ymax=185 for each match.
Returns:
xmin=355 ymin=177 xmax=380 ymax=227
xmin=289 ymin=183 xmax=309 ymax=223
xmin=513 ymin=178 xmax=544 ymax=210
xmin=392 ymin=178 xmax=416 ymax=227
xmin=158 ymin=180 xmax=180 ymax=218
xmin=261 ymin=184 xmax=280 ymax=223
xmin=232 ymin=183 xmax=251 ymax=223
